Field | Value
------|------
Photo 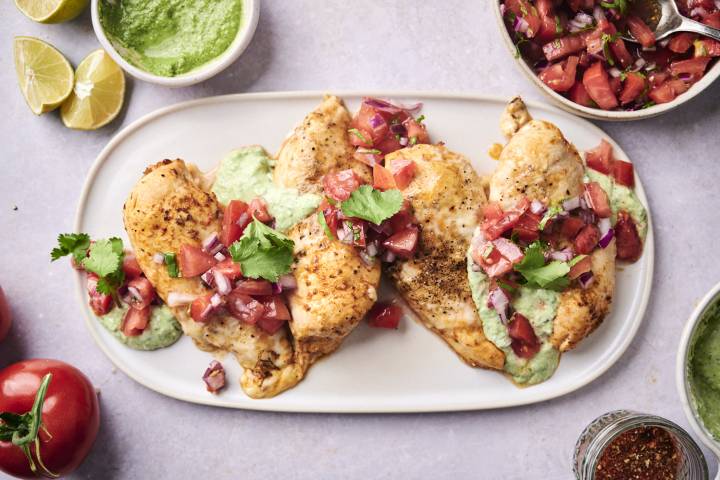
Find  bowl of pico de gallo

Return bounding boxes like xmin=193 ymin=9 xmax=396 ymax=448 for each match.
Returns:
xmin=493 ymin=0 xmax=720 ymax=120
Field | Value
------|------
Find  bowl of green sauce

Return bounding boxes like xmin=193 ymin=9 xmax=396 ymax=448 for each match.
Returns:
xmin=677 ymin=281 xmax=720 ymax=460
xmin=91 ymin=0 xmax=259 ymax=87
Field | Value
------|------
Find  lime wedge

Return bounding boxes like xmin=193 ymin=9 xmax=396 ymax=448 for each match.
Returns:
xmin=15 ymin=0 xmax=88 ymax=23
xmin=14 ymin=36 xmax=74 ymax=115
xmin=61 ymin=49 xmax=125 ymax=131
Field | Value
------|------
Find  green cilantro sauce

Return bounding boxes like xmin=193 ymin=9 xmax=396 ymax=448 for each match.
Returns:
xmin=98 ymin=304 xmax=182 ymax=350
xmin=688 ymin=300 xmax=720 ymax=440
xmin=585 ymin=169 xmax=648 ymax=241
xmin=98 ymin=0 xmax=244 ymax=77
xmin=212 ymin=146 xmax=321 ymax=232
xmin=467 ymin=253 xmax=560 ymax=385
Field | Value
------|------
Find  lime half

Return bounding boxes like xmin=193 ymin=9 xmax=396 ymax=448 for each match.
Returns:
xmin=14 ymin=36 xmax=74 ymax=115
xmin=15 ymin=0 xmax=88 ymax=23
xmin=61 ymin=49 xmax=125 ymax=130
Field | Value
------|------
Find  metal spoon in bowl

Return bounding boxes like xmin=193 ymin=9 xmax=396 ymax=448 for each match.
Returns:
xmin=619 ymin=0 xmax=720 ymax=43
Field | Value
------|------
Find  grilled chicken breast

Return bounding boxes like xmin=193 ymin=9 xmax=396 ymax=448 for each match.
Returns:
xmin=124 ymin=159 xmax=302 ymax=398
xmin=491 ymin=98 xmax=615 ymax=352
xmin=274 ymin=95 xmax=381 ymax=364
xmin=384 ymin=144 xmax=505 ymax=370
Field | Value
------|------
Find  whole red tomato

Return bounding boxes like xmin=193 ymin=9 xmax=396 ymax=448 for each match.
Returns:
xmin=0 ymin=360 xmax=99 ymax=479
xmin=0 ymin=286 xmax=11 ymax=342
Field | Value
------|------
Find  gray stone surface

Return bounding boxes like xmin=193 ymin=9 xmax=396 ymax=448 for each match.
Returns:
xmin=1 ymin=1 xmax=719 ymax=478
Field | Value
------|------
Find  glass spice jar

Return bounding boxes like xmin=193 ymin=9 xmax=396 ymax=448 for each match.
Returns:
xmin=573 ymin=410 xmax=708 ymax=480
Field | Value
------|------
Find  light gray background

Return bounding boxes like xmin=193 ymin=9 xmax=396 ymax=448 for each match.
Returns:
xmin=1 ymin=1 xmax=719 ymax=478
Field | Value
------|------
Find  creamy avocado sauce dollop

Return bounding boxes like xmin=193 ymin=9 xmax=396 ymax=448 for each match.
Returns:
xmin=98 ymin=304 xmax=182 ymax=350
xmin=688 ymin=300 xmax=720 ymax=440
xmin=99 ymin=0 xmax=244 ymax=77
xmin=467 ymin=254 xmax=560 ymax=385
xmin=212 ymin=146 xmax=321 ymax=232
xmin=585 ymin=169 xmax=648 ymax=241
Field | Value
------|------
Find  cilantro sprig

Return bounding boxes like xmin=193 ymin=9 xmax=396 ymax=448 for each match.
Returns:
xmin=51 ymin=234 xmax=126 ymax=295
xmin=228 ymin=219 xmax=294 ymax=282
xmin=600 ymin=0 xmax=628 ymax=15
xmin=513 ymin=241 xmax=570 ymax=291
xmin=51 ymin=233 xmax=90 ymax=264
xmin=340 ymin=185 xmax=403 ymax=225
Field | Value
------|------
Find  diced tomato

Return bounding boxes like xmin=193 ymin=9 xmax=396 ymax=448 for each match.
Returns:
xmin=323 ymin=169 xmax=363 ymax=202
xmin=121 ymin=306 xmax=150 ymax=336
xmin=349 ymin=127 xmax=374 ymax=148
xmin=178 ymin=244 xmax=217 ymax=277
xmin=513 ymin=211 xmax=541 ymax=242
xmin=584 ymin=182 xmax=612 ymax=218
xmin=695 ymin=38 xmax=720 ymax=57
xmin=610 ymin=38 xmax=634 ymax=69
xmin=626 ymin=15 xmax=656 ymax=48
xmin=644 ymin=47 xmax=675 ymax=70
xmin=385 ymin=200 xmax=415 ymax=233
xmin=367 ymin=302 xmax=403 ymax=329
xmin=374 ymin=135 xmax=404 ymax=155
xmin=259 ymin=296 xmax=292 ymax=322
xmin=669 ymin=33 xmax=696 ymax=53
xmin=372 ymin=163 xmax=397 ymax=191
xmin=248 ymin=197 xmax=273 ymax=224
xmin=226 ymin=291 xmax=265 ymax=325
xmin=383 ymin=227 xmax=419 ymax=259
xmin=609 ymin=76 xmax=623 ymax=96
xmin=537 ymin=14 xmax=560 ymax=43
xmin=127 ymin=276 xmax=155 ymax=310
xmin=212 ymin=258 xmax=243 ymax=281
xmin=568 ymin=255 xmax=593 ymax=280
xmin=220 ymin=200 xmax=250 ymax=247
xmin=404 ymin=118 xmax=430 ymax=145
xmin=649 ymin=82 xmax=677 ymax=104
xmin=352 ymin=103 xmax=389 ymax=145
xmin=574 ymin=224 xmax=601 ymax=254
xmin=543 ymin=36 xmax=585 ymax=61
xmin=649 ymin=70 xmax=670 ymax=87
xmin=536 ymin=0 xmax=553 ymax=17
xmin=588 ymin=138 xmax=618 ymax=176
xmin=612 ymin=160 xmax=635 ymax=188
xmin=583 ymin=62 xmax=619 ymax=110
xmin=257 ymin=317 xmax=286 ymax=334
xmin=505 ymin=0 xmax=542 ymax=38
xmin=670 ymin=57 xmax=711 ymax=76
xmin=619 ymin=72 xmax=647 ymax=105
xmin=86 ymin=273 xmax=112 ymax=316
xmin=492 ymin=238 xmax=525 ymax=264
xmin=190 ymin=294 xmax=214 ymax=323
xmin=234 ymin=279 xmax=273 ymax=296
xmin=560 ymin=216 xmax=586 ymax=239
xmin=667 ymin=79 xmax=690 ymax=95
xmin=482 ymin=203 xmax=505 ymax=222
xmin=387 ymin=158 xmax=417 ymax=190
xmin=339 ymin=219 xmax=367 ymax=247
xmin=615 ymin=211 xmax=643 ymax=262
xmin=568 ymin=81 xmax=595 ymax=107
xmin=539 ymin=56 xmax=579 ymax=93
xmin=700 ymin=10 xmax=720 ymax=29
xmin=507 ymin=313 xmax=541 ymax=359
xmin=473 ymin=243 xmax=514 ymax=278
xmin=122 ymin=254 xmax=143 ymax=279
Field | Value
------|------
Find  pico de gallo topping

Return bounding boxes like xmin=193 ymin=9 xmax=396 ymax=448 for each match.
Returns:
xmin=161 ymin=198 xmax=296 ymax=335
xmin=501 ymin=0 xmax=720 ymax=110
xmin=51 ymin=234 xmax=162 ymax=337
xmin=202 ymin=360 xmax=226 ymax=394
xmin=367 ymin=302 xmax=403 ymax=329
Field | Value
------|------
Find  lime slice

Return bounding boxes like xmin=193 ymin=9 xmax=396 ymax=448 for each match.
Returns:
xmin=15 ymin=0 xmax=88 ymax=23
xmin=14 ymin=36 xmax=74 ymax=115
xmin=61 ymin=49 xmax=125 ymax=131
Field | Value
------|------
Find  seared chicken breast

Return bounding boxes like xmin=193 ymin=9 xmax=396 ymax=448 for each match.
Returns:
xmin=491 ymin=98 xmax=615 ymax=352
xmin=275 ymin=95 xmax=381 ymax=364
xmin=384 ymin=144 xmax=505 ymax=370
xmin=124 ymin=159 xmax=302 ymax=398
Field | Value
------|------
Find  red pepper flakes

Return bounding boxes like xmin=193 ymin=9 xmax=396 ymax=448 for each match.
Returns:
xmin=596 ymin=426 xmax=680 ymax=480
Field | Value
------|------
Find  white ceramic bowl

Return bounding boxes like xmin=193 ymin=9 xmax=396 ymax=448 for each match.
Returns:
xmin=676 ymin=281 xmax=720 ymax=462
xmin=90 ymin=0 xmax=260 ymax=87
xmin=492 ymin=1 xmax=720 ymax=121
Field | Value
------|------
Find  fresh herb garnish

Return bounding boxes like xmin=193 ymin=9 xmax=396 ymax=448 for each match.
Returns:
xmin=348 ymin=128 xmax=369 ymax=144
xmin=317 ymin=211 xmax=334 ymax=240
xmin=228 ymin=219 xmax=294 ymax=282
xmin=164 ymin=252 xmax=179 ymax=278
xmin=538 ymin=205 xmax=563 ymax=231
xmin=340 ymin=185 xmax=403 ymax=225
xmin=514 ymin=33 xmax=529 ymax=58
xmin=555 ymin=15 xmax=563 ymax=35
xmin=410 ymin=136 xmax=418 ymax=146
xmin=601 ymin=33 xmax=620 ymax=66
xmin=416 ymin=114 xmax=425 ymax=124
xmin=82 ymin=238 xmax=125 ymax=295
xmin=51 ymin=233 xmax=90 ymax=264
xmin=514 ymin=241 xmax=570 ymax=291
xmin=600 ymin=0 xmax=628 ymax=15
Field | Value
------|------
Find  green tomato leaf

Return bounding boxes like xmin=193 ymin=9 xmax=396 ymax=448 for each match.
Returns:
xmin=340 ymin=185 xmax=403 ymax=225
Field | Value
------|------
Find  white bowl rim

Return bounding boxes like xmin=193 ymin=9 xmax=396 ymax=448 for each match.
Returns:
xmin=491 ymin=1 xmax=720 ymax=121
xmin=90 ymin=0 xmax=260 ymax=87
xmin=676 ymin=281 xmax=720 ymax=458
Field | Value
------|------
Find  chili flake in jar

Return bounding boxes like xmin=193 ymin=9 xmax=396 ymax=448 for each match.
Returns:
xmin=595 ymin=426 xmax=679 ymax=480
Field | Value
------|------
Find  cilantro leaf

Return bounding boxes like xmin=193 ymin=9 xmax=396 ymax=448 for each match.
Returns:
xmin=514 ymin=241 xmax=571 ymax=291
xmin=538 ymin=205 xmax=563 ymax=231
xmin=51 ymin=233 xmax=90 ymax=263
xmin=340 ymin=185 xmax=403 ymax=225
xmin=164 ymin=253 xmax=179 ymax=278
xmin=82 ymin=238 xmax=125 ymax=295
xmin=317 ymin=211 xmax=334 ymax=240
xmin=228 ymin=219 xmax=294 ymax=282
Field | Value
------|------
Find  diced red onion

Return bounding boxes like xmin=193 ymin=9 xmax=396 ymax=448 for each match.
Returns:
xmin=598 ymin=218 xmax=612 ymax=237
xmin=715 ymin=0 xmax=720 ymax=10
xmin=337 ymin=224 xmax=353 ymax=244
xmin=278 ymin=274 xmax=297 ymax=290
xmin=167 ymin=291 xmax=197 ymax=307
xmin=366 ymin=242 xmax=379 ymax=257
xmin=642 ymin=45 xmax=656 ymax=52
xmin=530 ymin=200 xmax=545 ymax=215
xmin=236 ymin=212 xmax=250 ymax=227
xmin=562 ymin=196 xmax=581 ymax=211
xmin=499 ymin=3 xmax=506 ymax=15
xmin=644 ymin=61 xmax=656 ymax=72
xmin=690 ymin=7 xmax=708 ymax=17
xmin=493 ymin=238 xmax=524 ymax=263
xmin=381 ymin=250 xmax=396 ymax=263
xmin=202 ymin=360 xmax=226 ymax=394
xmin=214 ymin=252 xmax=226 ymax=262
xmin=360 ymin=251 xmax=375 ymax=266
xmin=210 ymin=293 xmax=223 ymax=308
xmin=598 ymin=228 xmax=614 ymax=249
xmin=199 ymin=303 xmax=213 ymax=320
xmin=593 ymin=5 xmax=607 ymax=22
xmin=608 ymin=67 xmax=622 ymax=78
xmin=578 ymin=272 xmax=594 ymax=289
xmin=634 ymin=58 xmax=646 ymax=69
xmin=514 ymin=15 xmax=529 ymax=33
xmin=272 ymin=283 xmax=283 ymax=294
xmin=213 ymin=270 xmax=232 ymax=295
xmin=201 ymin=270 xmax=214 ymax=287
xmin=363 ymin=98 xmax=403 ymax=115
xmin=488 ymin=288 xmax=510 ymax=325
xmin=210 ymin=243 xmax=225 ymax=256
xmin=390 ymin=123 xmax=407 ymax=136
xmin=202 ymin=233 xmax=219 ymax=252
xmin=369 ymin=113 xmax=385 ymax=129
xmin=399 ymin=137 xmax=409 ymax=147
xmin=152 ymin=253 xmax=165 ymax=264
xmin=579 ymin=209 xmax=597 ymax=225
xmin=550 ymin=248 xmax=574 ymax=262
xmin=678 ymin=73 xmax=692 ymax=81
xmin=127 ymin=286 xmax=142 ymax=303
